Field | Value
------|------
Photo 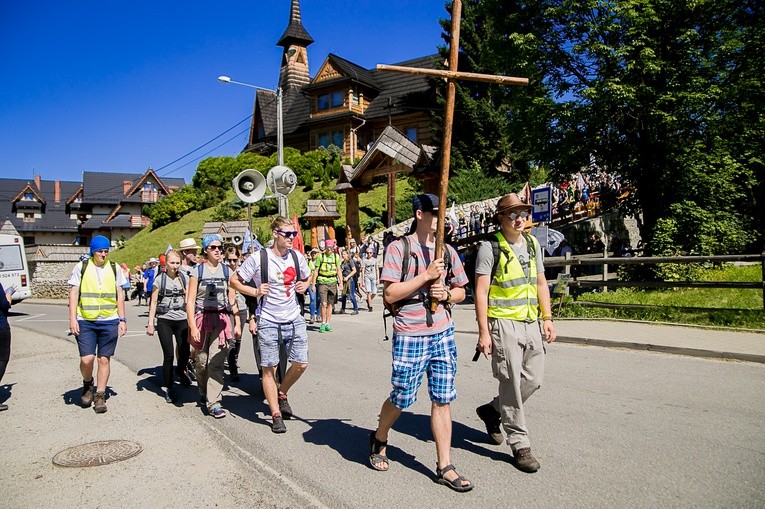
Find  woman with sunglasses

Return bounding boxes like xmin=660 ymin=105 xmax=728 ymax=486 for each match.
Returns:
xmin=224 ymin=246 xmax=246 ymax=383
xmin=186 ymin=235 xmax=241 ymax=419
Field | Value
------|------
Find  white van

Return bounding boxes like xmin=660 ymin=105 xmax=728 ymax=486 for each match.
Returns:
xmin=0 ymin=234 xmax=32 ymax=302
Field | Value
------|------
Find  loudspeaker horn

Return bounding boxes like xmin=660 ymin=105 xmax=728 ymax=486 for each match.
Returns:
xmin=266 ymin=165 xmax=297 ymax=196
xmin=232 ymin=235 xmax=244 ymax=246
xmin=232 ymin=169 xmax=266 ymax=203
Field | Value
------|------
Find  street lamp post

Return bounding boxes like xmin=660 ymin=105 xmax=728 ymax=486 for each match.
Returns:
xmin=218 ymin=76 xmax=288 ymax=216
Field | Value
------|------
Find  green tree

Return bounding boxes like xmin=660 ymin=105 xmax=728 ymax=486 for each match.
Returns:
xmin=442 ymin=0 xmax=763 ymax=252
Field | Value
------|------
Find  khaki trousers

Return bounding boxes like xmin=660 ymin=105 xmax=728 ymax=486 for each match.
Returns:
xmin=196 ymin=332 xmax=229 ymax=410
xmin=488 ymin=318 xmax=545 ymax=450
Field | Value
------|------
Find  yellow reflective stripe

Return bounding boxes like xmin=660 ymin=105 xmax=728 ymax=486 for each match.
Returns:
xmin=80 ymin=303 xmax=118 ymax=311
xmin=489 ymin=298 xmax=538 ymax=307
xmin=491 ymin=276 xmax=538 ymax=288
xmin=80 ymin=292 xmax=117 ymax=298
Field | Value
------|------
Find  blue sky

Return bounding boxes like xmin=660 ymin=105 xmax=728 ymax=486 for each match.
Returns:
xmin=0 ymin=0 xmax=448 ymax=185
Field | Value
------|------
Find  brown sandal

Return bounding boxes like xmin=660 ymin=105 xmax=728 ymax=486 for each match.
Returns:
xmin=435 ymin=464 xmax=474 ymax=492
xmin=369 ymin=430 xmax=389 ymax=471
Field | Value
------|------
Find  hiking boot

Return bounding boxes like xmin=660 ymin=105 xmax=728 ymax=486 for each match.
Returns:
xmin=93 ymin=392 xmax=107 ymax=414
xmin=308 ymin=316 xmax=315 ymax=324
xmin=278 ymin=393 xmax=293 ymax=419
xmin=337 ymin=309 xmax=345 ymax=314
xmin=80 ymin=379 xmax=94 ymax=407
xmin=513 ymin=448 xmax=540 ymax=473
xmin=271 ymin=415 xmax=287 ymax=433
xmin=351 ymin=310 xmax=359 ymax=315
xmin=476 ymin=404 xmax=504 ymax=445
xmin=368 ymin=307 xmax=373 ymax=312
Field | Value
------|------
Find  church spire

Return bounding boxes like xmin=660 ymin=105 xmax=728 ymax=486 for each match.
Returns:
xmin=277 ymin=0 xmax=312 ymax=89
xmin=276 ymin=0 xmax=314 ymax=48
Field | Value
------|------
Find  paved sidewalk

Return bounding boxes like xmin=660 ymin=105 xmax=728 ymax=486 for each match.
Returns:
xmin=449 ymin=304 xmax=765 ymax=363
xmin=0 ymin=326 xmax=316 ymax=508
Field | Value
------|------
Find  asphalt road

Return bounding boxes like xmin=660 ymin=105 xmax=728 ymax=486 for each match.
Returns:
xmin=10 ymin=301 xmax=765 ymax=508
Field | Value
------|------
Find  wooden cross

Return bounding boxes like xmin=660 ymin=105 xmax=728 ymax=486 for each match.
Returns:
xmin=377 ymin=0 xmax=529 ymax=309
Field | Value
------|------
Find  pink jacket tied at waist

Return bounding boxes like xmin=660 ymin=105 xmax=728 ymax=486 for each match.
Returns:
xmin=194 ymin=311 xmax=233 ymax=348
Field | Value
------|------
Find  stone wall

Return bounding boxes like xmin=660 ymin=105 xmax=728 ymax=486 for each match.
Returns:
xmin=26 ymin=245 xmax=90 ymax=299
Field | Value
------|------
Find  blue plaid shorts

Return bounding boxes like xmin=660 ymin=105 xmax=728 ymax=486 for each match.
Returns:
xmin=389 ymin=324 xmax=457 ymax=410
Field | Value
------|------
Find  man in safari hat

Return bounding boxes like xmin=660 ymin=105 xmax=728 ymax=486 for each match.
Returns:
xmin=473 ymin=192 xmax=556 ymax=473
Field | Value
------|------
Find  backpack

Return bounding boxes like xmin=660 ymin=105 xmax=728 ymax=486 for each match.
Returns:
xmin=465 ymin=232 xmax=537 ymax=291
xmin=156 ymin=271 xmax=187 ymax=314
xmin=195 ymin=263 xmax=231 ymax=312
xmin=258 ymin=248 xmax=304 ymax=310
xmin=382 ymin=236 xmax=453 ymax=340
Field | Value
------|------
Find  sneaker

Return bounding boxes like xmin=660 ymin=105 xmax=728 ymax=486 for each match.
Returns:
xmin=476 ymin=404 xmax=504 ymax=445
xmin=278 ymin=393 xmax=293 ymax=419
xmin=513 ymin=447 xmax=540 ymax=473
xmin=0 ymin=403 xmax=8 ymax=411
xmin=93 ymin=392 xmax=107 ymax=414
xmin=351 ymin=310 xmax=359 ymax=315
xmin=319 ymin=323 xmax=327 ymax=333
xmin=337 ymin=309 xmax=346 ymax=314
xmin=308 ymin=317 xmax=315 ymax=324
xmin=80 ymin=379 xmax=94 ymax=407
xmin=325 ymin=324 xmax=333 ymax=332
xmin=210 ymin=405 xmax=227 ymax=419
xmin=271 ymin=415 xmax=287 ymax=433
xmin=368 ymin=307 xmax=373 ymax=312
xmin=163 ymin=389 xmax=176 ymax=404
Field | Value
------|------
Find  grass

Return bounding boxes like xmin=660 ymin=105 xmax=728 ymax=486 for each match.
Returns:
xmin=109 ymin=177 xmax=414 ymax=270
xmin=558 ymin=264 xmax=765 ymax=330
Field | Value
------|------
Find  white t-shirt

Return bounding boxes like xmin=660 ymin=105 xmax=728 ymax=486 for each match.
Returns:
xmin=67 ymin=259 xmax=128 ymax=320
xmin=237 ymin=248 xmax=310 ymax=323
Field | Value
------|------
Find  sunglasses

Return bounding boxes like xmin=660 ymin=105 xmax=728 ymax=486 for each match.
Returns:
xmin=507 ymin=211 xmax=531 ymax=221
xmin=276 ymin=230 xmax=298 ymax=239
xmin=207 ymin=245 xmax=223 ymax=251
xmin=227 ymin=258 xmax=239 ymax=263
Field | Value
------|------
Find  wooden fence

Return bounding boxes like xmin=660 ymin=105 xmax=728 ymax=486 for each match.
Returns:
xmin=544 ymin=251 xmax=765 ymax=309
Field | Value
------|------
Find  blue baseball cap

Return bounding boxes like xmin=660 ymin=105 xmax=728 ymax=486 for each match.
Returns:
xmin=89 ymin=235 xmax=111 ymax=254
xmin=412 ymin=193 xmax=440 ymax=215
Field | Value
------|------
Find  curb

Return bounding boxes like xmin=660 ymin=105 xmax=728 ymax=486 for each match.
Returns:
xmin=555 ymin=335 xmax=765 ymax=364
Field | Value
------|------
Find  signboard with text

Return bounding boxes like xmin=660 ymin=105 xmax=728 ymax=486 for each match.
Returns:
xmin=532 ymin=187 xmax=552 ymax=222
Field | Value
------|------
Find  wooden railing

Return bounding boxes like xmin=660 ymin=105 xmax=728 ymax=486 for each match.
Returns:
xmin=544 ymin=251 xmax=765 ymax=309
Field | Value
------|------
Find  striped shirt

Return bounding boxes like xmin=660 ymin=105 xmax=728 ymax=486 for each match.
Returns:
xmin=381 ymin=236 xmax=467 ymax=336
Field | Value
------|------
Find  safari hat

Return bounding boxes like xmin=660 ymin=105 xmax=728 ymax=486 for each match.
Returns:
xmin=178 ymin=238 xmax=200 ymax=251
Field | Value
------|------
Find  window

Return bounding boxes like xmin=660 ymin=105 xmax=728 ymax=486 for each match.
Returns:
xmin=352 ymin=91 xmax=360 ymax=106
xmin=332 ymin=130 xmax=344 ymax=148
xmin=318 ymin=130 xmax=344 ymax=149
xmin=23 ymin=192 xmax=35 ymax=201
xmin=331 ymin=90 xmax=344 ymax=108
xmin=22 ymin=213 xmax=34 ymax=223
xmin=317 ymin=94 xmax=330 ymax=110
xmin=405 ymin=127 xmax=417 ymax=142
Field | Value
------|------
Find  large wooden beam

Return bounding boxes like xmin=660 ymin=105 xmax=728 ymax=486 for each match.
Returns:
xmin=376 ymin=64 xmax=529 ymax=87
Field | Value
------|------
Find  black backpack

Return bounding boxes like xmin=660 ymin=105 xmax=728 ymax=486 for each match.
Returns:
xmin=466 ymin=232 xmax=537 ymax=291
xmin=382 ymin=236 xmax=453 ymax=340
xmin=257 ymin=248 xmax=303 ymax=310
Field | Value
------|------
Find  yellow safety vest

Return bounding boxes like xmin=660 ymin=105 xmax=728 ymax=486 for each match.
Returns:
xmin=316 ymin=252 xmax=340 ymax=283
xmin=77 ymin=259 xmax=118 ymax=320
xmin=487 ymin=231 xmax=539 ymax=321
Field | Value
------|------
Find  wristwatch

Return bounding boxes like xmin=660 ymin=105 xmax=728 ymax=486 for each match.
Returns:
xmin=118 ymin=317 xmax=127 ymax=323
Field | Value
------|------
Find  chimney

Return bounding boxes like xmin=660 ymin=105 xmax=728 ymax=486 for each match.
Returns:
xmin=123 ymin=180 xmax=132 ymax=195
xmin=54 ymin=180 xmax=60 ymax=203
xmin=34 ymin=174 xmax=41 ymax=190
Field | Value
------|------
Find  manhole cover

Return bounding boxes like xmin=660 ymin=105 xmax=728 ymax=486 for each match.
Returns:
xmin=53 ymin=440 xmax=143 ymax=467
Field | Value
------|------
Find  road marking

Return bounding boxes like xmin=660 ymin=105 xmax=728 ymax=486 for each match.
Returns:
xmin=15 ymin=313 xmax=46 ymax=322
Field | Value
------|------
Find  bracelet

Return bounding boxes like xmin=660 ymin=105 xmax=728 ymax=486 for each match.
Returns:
xmin=445 ymin=290 xmax=452 ymax=304
xmin=118 ymin=317 xmax=127 ymax=323
xmin=541 ymin=314 xmax=552 ymax=321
